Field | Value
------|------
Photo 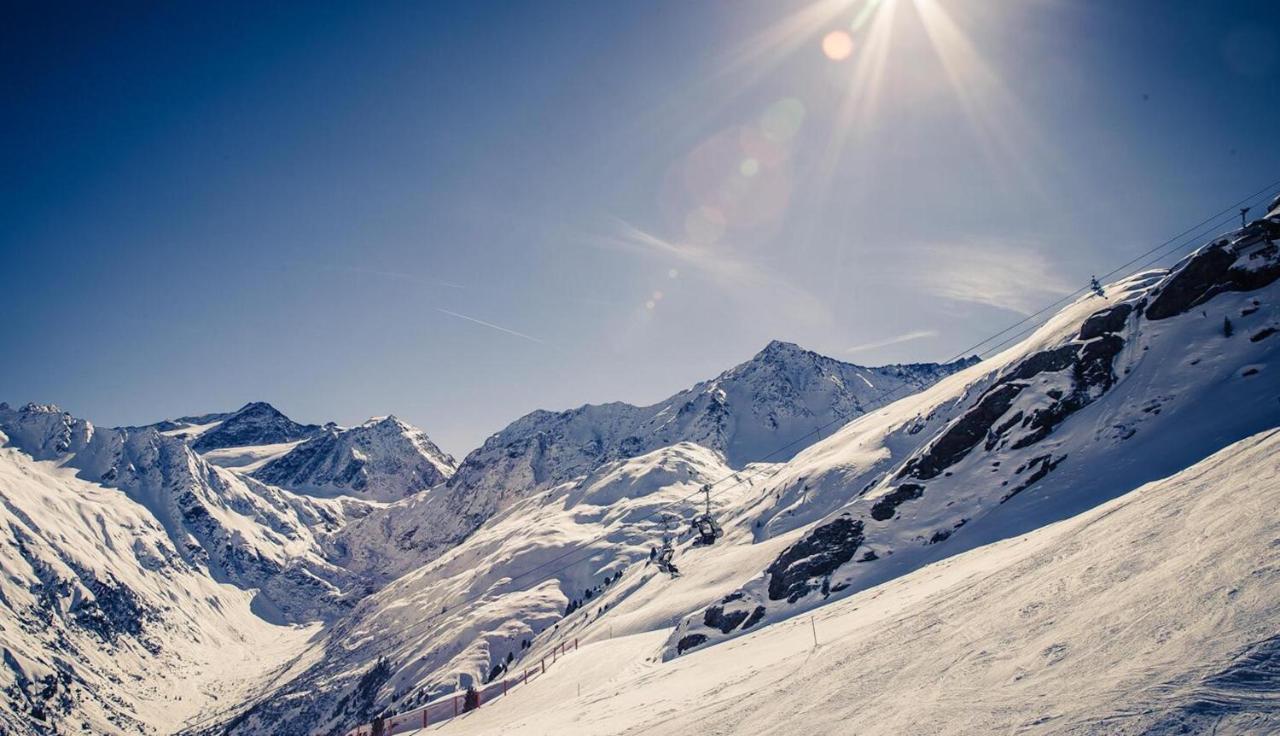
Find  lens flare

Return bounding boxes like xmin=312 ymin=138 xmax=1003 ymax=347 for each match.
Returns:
xmin=822 ymin=30 xmax=854 ymax=60
xmin=760 ymin=98 xmax=806 ymax=142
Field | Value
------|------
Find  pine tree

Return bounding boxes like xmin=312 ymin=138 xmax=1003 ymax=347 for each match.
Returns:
xmin=1224 ymin=316 xmax=1234 ymax=337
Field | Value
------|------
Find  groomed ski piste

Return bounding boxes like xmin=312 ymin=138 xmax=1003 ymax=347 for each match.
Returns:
xmin=412 ymin=429 xmax=1280 ymax=736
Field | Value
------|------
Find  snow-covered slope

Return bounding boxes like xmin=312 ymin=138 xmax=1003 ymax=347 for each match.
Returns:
xmin=253 ymin=416 xmax=457 ymax=502
xmin=0 ymin=403 xmax=365 ymax=623
xmin=206 ymin=443 xmax=793 ymax=736
xmin=669 ymin=223 xmax=1280 ymax=656
xmin=0 ymin=432 xmax=319 ymax=735
xmin=423 ymin=428 xmax=1280 ymax=736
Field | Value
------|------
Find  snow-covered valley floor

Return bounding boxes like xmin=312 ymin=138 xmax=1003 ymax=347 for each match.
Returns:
xmin=420 ymin=429 xmax=1280 ymax=736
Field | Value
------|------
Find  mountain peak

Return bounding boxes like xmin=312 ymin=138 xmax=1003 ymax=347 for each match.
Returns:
xmin=361 ymin=415 xmax=405 ymax=430
xmin=253 ymin=414 xmax=456 ymax=501
xmin=190 ymin=402 xmax=320 ymax=452
xmin=234 ymin=401 xmax=286 ymax=417
xmin=755 ymin=339 xmax=811 ymax=360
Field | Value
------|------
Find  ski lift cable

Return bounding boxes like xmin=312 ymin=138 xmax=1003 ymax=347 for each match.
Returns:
xmin=423 ymin=178 xmax=1280 ymax=623
xmin=436 ymin=181 xmax=1280 ymax=611
xmin=969 ymin=204 xmax=1268 ymax=361
xmin=944 ymin=178 xmax=1280 ymax=360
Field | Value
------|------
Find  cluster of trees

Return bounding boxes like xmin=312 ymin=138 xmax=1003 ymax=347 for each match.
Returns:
xmin=564 ymin=569 xmax=624 ymax=616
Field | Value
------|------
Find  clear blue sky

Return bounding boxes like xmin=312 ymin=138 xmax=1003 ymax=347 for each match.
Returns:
xmin=2 ymin=0 xmax=1278 ymax=455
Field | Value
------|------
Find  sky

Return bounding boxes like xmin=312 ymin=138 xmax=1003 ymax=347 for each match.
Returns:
xmin=2 ymin=0 xmax=1278 ymax=456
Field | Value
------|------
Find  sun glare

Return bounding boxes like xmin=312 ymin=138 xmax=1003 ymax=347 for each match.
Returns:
xmin=710 ymin=0 xmax=1041 ymax=216
xmin=822 ymin=30 xmax=854 ymax=60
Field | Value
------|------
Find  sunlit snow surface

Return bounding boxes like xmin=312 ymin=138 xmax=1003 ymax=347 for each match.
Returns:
xmin=424 ymin=429 xmax=1280 ymax=736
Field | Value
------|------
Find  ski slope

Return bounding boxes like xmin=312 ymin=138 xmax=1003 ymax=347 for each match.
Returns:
xmin=420 ymin=429 xmax=1280 ymax=735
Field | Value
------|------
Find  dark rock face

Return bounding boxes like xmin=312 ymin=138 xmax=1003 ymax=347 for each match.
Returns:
xmin=1013 ymin=335 xmax=1125 ymax=450
xmin=703 ymin=604 xmax=751 ymax=634
xmin=256 ymin=428 xmax=345 ymax=479
xmin=1251 ymin=327 xmax=1277 ymax=343
xmin=870 ymin=484 xmax=925 ymax=521
xmin=676 ymin=634 xmax=708 ymax=654
xmin=741 ymin=606 xmax=767 ymax=630
xmin=1146 ymin=242 xmax=1280 ymax=320
xmin=899 ymin=383 xmax=1026 ymax=481
xmin=1001 ymin=455 xmax=1067 ymax=503
xmin=191 ymin=402 xmax=321 ymax=452
xmin=1079 ymin=303 xmax=1133 ymax=340
xmin=900 ymin=325 xmax=1127 ymax=484
xmin=766 ymin=516 xmax=865 ymax=603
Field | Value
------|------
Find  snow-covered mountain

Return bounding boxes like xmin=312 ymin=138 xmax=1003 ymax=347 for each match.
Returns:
xmin=253 ymin=416 xmax=457 ymax=502
xmin=667 ymin=221 xmax=1280 ymax=657
xmin=329 ymin=346 xmax=976 ymax=583
xmin=447 ymin=342 xmax=977 ymax=504
xmin=0 ymin=344 xmax=966 ymax=735
xmin=0 ymin=403 xmax=364 ymax=624
xmin=131 ymin=401 xmax=319 ymax=453
xmin=5 ymin=205 xmax=1279 ymax=736
xmin=187 ymin=402 xmax=322 ymax=452
xmin=234 ymin=214 xmax=1280 ymax=736
xmin=209 ymin=443 xmax=785 ymax=735
xmin=0 ymin=424 xmax=318 ymax=735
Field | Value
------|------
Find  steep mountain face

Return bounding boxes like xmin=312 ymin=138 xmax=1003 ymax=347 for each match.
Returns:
xmin=668 ymin=222 xmax=1280 ymax=657
xmin=0 ymin=403 xmax=364 ymax=624
xmin=253 ymin=416 xmax=457 ymax=502
xmin=446 ymin=343 xmax=977 ymax=507
xmin=185 ymin=402 xmax=322 ymax=452
xmin=335 ymin=346 xmax=977 ymax=582
xmin=0 ymin=428 xmax=317 ymax=735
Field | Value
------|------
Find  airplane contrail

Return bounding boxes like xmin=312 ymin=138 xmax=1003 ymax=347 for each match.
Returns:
xmin=436 ymin=308 xmax=546 ymax=344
